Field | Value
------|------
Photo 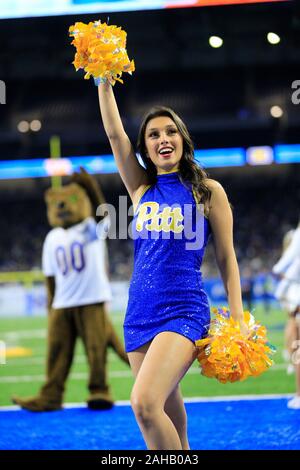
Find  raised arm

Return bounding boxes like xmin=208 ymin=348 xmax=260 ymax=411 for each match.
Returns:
xmin=97 ymin=82 xmax=149 ymax=203
xmin=207 ymin=179 xmax=248 ymax=335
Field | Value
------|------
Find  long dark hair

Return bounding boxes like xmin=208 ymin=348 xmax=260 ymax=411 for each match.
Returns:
xmin=137 ymin=106 xmax=211 ymax=215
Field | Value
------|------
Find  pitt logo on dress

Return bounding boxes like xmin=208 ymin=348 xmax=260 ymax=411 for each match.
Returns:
xmin=136 ymin=202 xmax=184 ymax=233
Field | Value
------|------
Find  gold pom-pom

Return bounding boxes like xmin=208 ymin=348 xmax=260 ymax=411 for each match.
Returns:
xmin=69 ymin=20 xmax=135 ymax=85
xmin=196 ymin=308 xmax=276 ymax=384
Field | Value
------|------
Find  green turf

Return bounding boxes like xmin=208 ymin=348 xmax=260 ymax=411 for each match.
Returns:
xmin=0 ymin=306 xmax=296 ymax=406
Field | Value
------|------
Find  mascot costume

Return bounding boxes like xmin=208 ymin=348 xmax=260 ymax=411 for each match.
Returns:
xmin=12 ymin=167 xmax=128 ymax=411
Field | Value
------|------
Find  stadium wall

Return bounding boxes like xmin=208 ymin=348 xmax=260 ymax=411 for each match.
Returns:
xmin=0 ymin=276 xmax=276 ymax=317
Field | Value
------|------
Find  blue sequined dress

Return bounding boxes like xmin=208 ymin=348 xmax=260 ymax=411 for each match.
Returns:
xmin=124 ymin=171 xmax=211 ymax=352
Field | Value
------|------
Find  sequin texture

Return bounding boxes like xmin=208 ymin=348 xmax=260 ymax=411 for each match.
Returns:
xmin=124 ymin=171 xmax=211 ymax=352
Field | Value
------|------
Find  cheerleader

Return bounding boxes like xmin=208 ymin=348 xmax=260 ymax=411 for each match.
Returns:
xmin=273 ymin=224 xmax=300 ymax=409
xmin=97 ymin=81 xmax=249 ymax=448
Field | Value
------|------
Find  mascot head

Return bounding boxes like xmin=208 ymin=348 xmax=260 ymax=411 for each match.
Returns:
xmin=45 ymin=183 xmax=92 ymax=228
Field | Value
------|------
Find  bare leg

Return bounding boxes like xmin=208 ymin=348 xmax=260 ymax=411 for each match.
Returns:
xmin=128 ymin=341 xmax=190 ymax=449
xmin=294 ymin=314 xmax=300 ymax=396
xmin=164 ymin=386 xmax=190 ymax=450
xmin=295 ymin=363 xmax=300 ymax=397
xmin=129 ymin=332 xmax=198 ymax=450
xmin=285 ymin=317 xmax=298 ymax=357
xmin=287 ymin=313 xmax=300 ymax=408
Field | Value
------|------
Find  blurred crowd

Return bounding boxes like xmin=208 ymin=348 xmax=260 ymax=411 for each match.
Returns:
xmin=0 ymin=175 xmax=299 ymax=281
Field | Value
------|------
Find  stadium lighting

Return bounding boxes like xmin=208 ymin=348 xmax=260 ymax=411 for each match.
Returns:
xmin=270 ymin=105 xmax=283 ymax=118
xmin=2 ymin=144 xmax=300 ymax=180
xmin=30 ymin=120 xmax=42 ymax=132
xmin=0 ymin=1 xmax=291 ymax=21
xmin=209 ymin=36 xmax=223 ymax=48
xmin=17 ymin=121 xmax=30 ymax=133
xmin=267 ymin=32 xmax=280 ymax=45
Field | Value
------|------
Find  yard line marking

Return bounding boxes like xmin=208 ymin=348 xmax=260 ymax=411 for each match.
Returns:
xmin=2 ymin=330 xmax=46 ymax=340
xmin=1 ymin=317 xmax=124 ymax=341
xmin=0 ymin=363 xmax=289 ymax=383
xmin=0 ymin=370 xmax=131 ymax=383
xmin=6 ymin=353 xmax=119 ymax=366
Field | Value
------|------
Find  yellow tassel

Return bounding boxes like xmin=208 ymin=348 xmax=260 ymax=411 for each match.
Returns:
xmin=69 ymin=20 xmax=135 ymax=85
xmin=196 ymin=308 xmax=276 ymax=383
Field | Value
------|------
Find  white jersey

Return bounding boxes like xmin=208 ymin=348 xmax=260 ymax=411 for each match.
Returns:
xmin=42 ymin=217 xmax=112 ymax=309
xmin=273 ymin=227 xmax=300 ymax=311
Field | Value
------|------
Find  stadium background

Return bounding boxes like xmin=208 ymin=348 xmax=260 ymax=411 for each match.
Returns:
xmin=0 ymin=0 xmax=299 ymax=451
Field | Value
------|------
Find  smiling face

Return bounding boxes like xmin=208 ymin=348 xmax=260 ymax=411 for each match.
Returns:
xmin=144 ymin=116 xmax=184 ymax=174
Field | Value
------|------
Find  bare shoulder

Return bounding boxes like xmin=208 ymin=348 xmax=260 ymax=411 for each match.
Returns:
xmin=205 ymin=179 xmax=231 ymax=218
xmin=206 ymin=178 xmax=228 ymax=200
xmin=206 ymin=178 xmax=225 ymax=192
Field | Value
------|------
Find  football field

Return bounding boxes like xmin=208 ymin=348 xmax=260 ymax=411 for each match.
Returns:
xmin=0 ymin=305 xmax=296 ymax=407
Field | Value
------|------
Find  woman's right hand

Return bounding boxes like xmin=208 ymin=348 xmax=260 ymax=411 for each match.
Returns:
xmin=238 ymin=318 xmax=250 ymax=338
